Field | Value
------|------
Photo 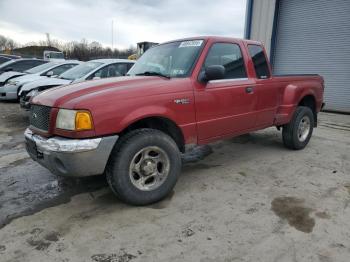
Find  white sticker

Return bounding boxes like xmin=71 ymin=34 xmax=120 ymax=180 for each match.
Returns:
xmin=179 ymin=40 xmax=203 ymax=48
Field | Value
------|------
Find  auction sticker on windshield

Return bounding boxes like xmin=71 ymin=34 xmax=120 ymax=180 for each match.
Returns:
xmin=179 ymin=40 xmax=203 ymax=48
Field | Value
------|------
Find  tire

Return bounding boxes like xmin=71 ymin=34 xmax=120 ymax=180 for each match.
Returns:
xmin=282 ymin=106 xmax=314 ymax=150
xmin=106 ymin=128 xmax=182 ymax=205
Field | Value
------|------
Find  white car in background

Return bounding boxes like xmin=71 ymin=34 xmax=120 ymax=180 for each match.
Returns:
xmin=0 ymin=60 xmax=80 ymax=101
xmin=19 ymin=59 xmax=135 ymax=109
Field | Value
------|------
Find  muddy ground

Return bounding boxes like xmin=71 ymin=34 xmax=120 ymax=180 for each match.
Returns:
xmin=0 ymin=101 xmax=349 ymax=262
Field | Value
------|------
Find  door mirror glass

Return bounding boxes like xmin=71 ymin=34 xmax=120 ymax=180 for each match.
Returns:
xmin=201 ymin=65 xmax=225 ymax=82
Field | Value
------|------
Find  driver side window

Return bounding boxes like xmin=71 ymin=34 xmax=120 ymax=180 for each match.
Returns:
xmin=89 ymin=63 xmax=128 ymax=79
xmin=90 ymin=66 xmax=109 ymax=79
xmin=203 ymin=43 xmax=247 ymax=79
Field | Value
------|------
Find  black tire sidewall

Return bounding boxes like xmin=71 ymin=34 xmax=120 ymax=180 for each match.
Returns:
xmin=107 ymin=129 xmax=181 ymax=205
xmin=290 ymin=107 xmax=314 ymax=149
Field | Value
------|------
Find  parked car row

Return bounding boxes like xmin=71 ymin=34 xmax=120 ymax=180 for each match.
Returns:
xmin=0 ymin=58 xmax=135 ymax=110
xmin=0 ymin=60 xmax=80 ymax=100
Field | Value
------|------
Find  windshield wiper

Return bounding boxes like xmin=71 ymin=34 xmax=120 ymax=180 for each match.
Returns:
xmin=136 ymin=71 xmax=171 ymax=79
xmin=59 ymin=76 xmax=70 ymax=80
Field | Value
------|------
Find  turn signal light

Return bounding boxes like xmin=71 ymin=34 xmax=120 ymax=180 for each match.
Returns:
xmin=75 ymin=111 xmax=93 ymax=131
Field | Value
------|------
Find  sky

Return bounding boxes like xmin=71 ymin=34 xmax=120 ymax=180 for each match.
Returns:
xmin=0 ymin=0 xmax=246 ymax=49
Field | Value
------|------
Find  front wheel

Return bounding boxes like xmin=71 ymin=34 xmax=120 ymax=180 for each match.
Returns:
xmin=282 ymin=106 xmax=314 ymax=150
xmin=106 ymin=129 xmax=182 ymax=205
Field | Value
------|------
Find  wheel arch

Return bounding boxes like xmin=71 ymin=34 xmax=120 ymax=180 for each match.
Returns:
xmin=298 ymin=94 xmax=317 ymax=126
xmin=119 ymin=116 xmax=186 ymax=153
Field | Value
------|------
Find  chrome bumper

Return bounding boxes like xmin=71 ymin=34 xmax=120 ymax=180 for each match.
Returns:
xmin=24 ymin=128 xmax=118 ymax=177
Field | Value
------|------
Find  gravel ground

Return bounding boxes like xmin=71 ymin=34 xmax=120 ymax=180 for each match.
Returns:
xmin=0 ymin=101 xmax=349 ymax=262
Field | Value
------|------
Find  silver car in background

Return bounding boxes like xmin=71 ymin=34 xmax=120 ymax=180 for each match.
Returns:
xmin=19 ymin=59 xmax=135 ymax=109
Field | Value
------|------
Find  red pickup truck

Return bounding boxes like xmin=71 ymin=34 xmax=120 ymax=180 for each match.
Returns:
xmin=25 ymin=36 xmax=324 ymax=205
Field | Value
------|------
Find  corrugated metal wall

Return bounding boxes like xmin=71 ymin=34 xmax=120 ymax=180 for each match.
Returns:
xmin=272 ymin=0 xmax=350 ymax=112
xmin=249 ymin=0 xmax=276 ymax=56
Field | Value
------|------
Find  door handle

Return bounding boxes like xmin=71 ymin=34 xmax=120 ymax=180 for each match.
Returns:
xmin=245 ymin=86 xmax=254 ymax=94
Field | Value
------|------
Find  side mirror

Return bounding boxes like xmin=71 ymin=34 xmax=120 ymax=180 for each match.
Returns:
xmin=5 ymin=67 xmax=13 ymax=72
xmin=92 ymin=76 xmax=101 ymax=80
xmin=199 ymin=65 xmax=225 ymax=82
xmin=46 ymin=71 xmax=54 ymax=77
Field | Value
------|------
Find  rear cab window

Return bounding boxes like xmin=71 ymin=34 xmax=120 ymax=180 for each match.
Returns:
xmin=247 ymin=45 xmax=271 ymax=79
xmin=202 ymin=42 xmax=247 ymax=79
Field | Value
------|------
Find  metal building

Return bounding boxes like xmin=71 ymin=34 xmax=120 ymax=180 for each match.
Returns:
xmin=245 ymin=0 xmax=350 ymax=112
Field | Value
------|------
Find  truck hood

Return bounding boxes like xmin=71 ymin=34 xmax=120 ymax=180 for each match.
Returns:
xmin=32 ymin=76 xmax=186 ymax=108
xmin=0 ymin=71 xmax=25 ymax=83
xmin=19 ymin=77 xmax=71 ymax=94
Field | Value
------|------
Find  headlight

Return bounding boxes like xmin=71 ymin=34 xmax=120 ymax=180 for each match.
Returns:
xmin=8 ymin=80 xmax=19 ymax=85
xmin=27 ymin=89 xmax=40 ymax=97
xmin=56 ymin=109 xmax=93 ymax=131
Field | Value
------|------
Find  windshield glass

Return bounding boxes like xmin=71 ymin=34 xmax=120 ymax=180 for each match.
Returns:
xmin=0 ymin=59 xmax=16 ymax=69
xmin=25 ymin=62 xmax=58 ymax=74
xmin=128 ymin=40 xmax=204 ymax=78
xmin=59 ymin=62 xmax=103 ymax=80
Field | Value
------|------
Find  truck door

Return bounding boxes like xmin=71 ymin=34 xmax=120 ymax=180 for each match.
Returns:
xmin=247 ymin=44 xmax=279 ymax=127
xmin=194 ymin=42 xmax=257 ymax=143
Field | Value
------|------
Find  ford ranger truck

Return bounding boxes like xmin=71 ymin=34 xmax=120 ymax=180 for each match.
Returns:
xmin=25 ymin=37 xmax=324 ymax=205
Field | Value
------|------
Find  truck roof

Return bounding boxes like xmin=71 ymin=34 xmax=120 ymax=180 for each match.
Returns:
xmin=163 ymin=36 xmax=262 ymax=46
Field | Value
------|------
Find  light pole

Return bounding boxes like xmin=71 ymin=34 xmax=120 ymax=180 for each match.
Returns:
xmin=111 ymin=20 xmax=114 ymax=49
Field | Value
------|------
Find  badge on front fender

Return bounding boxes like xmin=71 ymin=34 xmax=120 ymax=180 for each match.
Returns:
xmin=174 ymin=98 xmax=190 ymax=105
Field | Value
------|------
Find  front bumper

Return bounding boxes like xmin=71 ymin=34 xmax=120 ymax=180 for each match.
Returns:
xmin=24 ymin=128 xmax=118 ymax=177
xmin=0 ymin=84 xmax=19 ymax=100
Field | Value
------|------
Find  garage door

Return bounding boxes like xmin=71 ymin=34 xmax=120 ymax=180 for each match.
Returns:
xmin=272 ymin=0 xmax=350 ymax=112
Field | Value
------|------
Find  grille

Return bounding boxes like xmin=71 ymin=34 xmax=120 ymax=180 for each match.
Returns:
xmin=30 ymin=105 xmax=51 ymax=131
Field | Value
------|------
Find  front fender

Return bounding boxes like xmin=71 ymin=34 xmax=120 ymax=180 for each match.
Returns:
xmin=119 ymin=105 xmax=178 ymax=130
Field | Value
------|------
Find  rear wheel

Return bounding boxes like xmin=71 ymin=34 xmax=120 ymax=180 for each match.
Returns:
xmin=106 ymin=128 xmax=182 ymax=205
xmin=282 ymin=106 xmax=314 ymax=150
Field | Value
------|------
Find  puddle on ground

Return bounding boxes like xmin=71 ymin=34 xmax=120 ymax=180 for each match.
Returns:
xmin=0 ymin=170 xmax=108 ymax=229
xmin=271 ymin=197 xmax=315 ymax=233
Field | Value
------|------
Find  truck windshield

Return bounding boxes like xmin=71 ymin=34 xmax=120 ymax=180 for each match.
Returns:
xmin=59 ymin=61 xmax=103 ymax=80
xmin=128 ymin=40 xmax=204 ymax=78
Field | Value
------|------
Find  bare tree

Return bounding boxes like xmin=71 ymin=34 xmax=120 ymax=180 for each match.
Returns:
xmin=0 ymin=34 xmax=136 ymax=60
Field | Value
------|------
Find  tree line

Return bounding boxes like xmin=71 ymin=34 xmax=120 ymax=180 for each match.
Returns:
xmin=0 ymin=34 xmax=136 ymax=61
